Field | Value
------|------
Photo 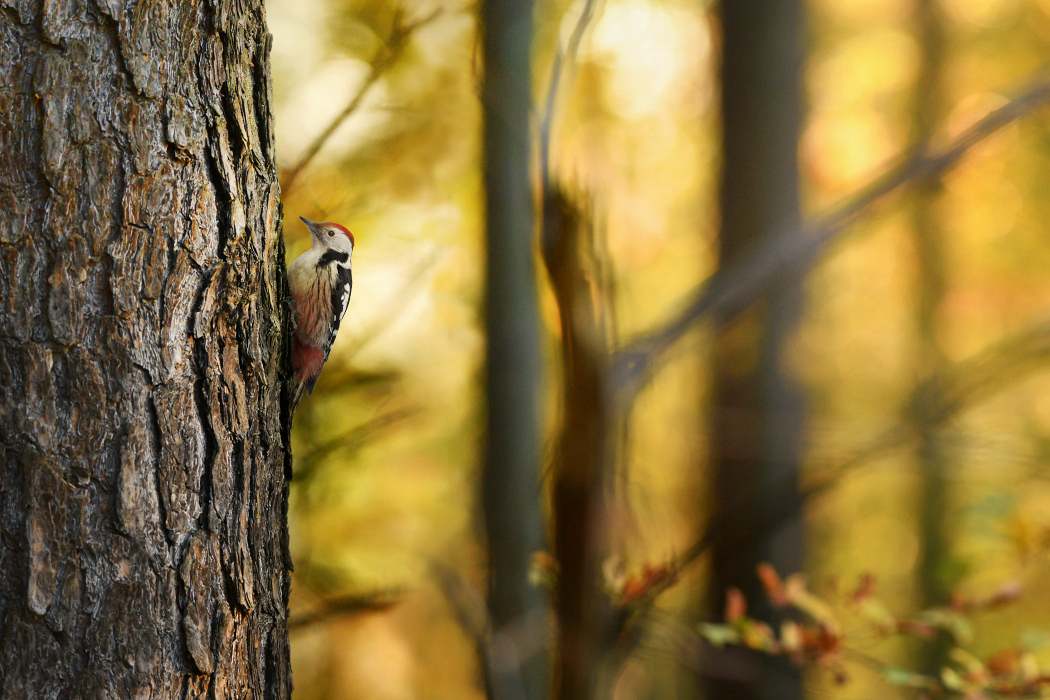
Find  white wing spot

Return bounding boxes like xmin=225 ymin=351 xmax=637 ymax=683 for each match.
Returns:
xmin=339 ymin=284 xmax=350 ymax=319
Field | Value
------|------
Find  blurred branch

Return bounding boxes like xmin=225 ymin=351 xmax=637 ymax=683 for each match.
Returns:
xmin=431 ymin=561 xmax=550 ymax=700
xmin=311 ymin=366 xmax=403 ymax=396
xmin=292 ymin=406 xmax=417 ymax=483
xmin=611 ymin=315 xmax=1050 ymax=657
xmin=611 ymin=71 xmax=1050 ymax=406
xmin=281 ymin=7 xmax=443 ymax=192
xmin=430 ymin=562 xmax=498 ymax=697
xmin=431 ymin=561 xmax=490 ymax=644
xmin=287 ymin=589 xmax=402 ymax=630
xmin=344 ymin=247 xmax=445 ymax=362
xmin=803 ymin=315 xmax=1050 ymax=499
xmin=539 ymin=0 xmax=600 ymax=193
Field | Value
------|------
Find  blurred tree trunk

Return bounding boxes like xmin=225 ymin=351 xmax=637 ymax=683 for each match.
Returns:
xmin=479 ymin=1 xmax=547 ymax=699
xmin=912 ymin=0 xmax=953 ymax=675
xmin=542 ymin=191 xmax=614 ymax=700
xmin=0 ymin=2 xmax=292 ymax=698
xmin=703 ymin=1 xmax=807 ymax=699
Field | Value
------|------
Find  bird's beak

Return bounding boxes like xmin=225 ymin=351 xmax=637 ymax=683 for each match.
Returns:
xmin=300 ymin=216 xmax=322 ymax=238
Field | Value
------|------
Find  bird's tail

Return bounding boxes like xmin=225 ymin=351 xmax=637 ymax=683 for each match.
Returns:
xmin=290 ymin=380 xmax=307 ymax=417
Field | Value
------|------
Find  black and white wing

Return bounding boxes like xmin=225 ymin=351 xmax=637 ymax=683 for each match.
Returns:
xmin=323 ymin=263 xmax=353 ymax=363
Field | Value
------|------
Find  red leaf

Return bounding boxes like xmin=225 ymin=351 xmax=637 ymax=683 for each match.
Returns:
xmin=618 ymin=563 xmax=678 ymax=605
xmin=726 ymin=587 xmax=747 ymax=623
xmin=852 ymin=572 xmax=877 ymax=603
xmin=757 ymin=563 xmax=789 ymax=606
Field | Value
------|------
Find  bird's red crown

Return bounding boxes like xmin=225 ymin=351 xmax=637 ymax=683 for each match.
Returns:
xmin=325 ymin=222 xmax=354 ymax=247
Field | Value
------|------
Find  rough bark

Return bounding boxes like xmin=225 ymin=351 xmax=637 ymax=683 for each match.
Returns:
xmin=0 ymin=1 xmax=292 ymax=698
xmin=479 ymin=0 xmax=547 ymax=698
xmin=703 ymin=0 xmax=807 ymax=698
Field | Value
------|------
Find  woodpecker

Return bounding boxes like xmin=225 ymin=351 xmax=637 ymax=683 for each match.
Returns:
xmin=288 ymin=216 xmax=355 ymax=413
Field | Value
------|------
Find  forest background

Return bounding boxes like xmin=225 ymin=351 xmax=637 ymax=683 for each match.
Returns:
xmin=275 ymin=0 xmax=1050 ymax=698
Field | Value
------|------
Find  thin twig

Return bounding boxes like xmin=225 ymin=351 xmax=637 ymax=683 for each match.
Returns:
xmin=610 ymin=71 xmax=1050 ymax=406
xmin=343 ymin=246 xmax=445 ymax=363
xmin=430 ymin=561 xmax=550 ymax=698
xmin=539 ymin=0 xmax=600 ymax=192
xmin=281 ymin=8 xmax=443 ymax=192
xmin=801 ymin=315 xmax=1050 ymax=499
xmin=429 ymin=560 xmax=496 ymax=696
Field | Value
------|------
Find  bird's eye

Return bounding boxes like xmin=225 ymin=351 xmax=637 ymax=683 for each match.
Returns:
xmin=327 ymin=231 xmax=333 ymax=237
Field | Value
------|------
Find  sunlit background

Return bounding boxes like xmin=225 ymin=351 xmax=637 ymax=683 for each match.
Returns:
xmin=270 ymin=0 xmax=1050 ymax=696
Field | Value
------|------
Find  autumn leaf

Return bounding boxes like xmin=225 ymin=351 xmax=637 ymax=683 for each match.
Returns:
xmin=785 ymin=574 xmax=839 ymax=633
xmin=757 ymin=563 xmax=789 ymax=606
xmin=984 ymin=648 xmax=1020 ymax=676
xmin=725 ymin=587 xmax=747 ymax=623
xmin=851 ymin=572 xmax=877 ymax=603
xmin=619 ymin=563 xmax=678 ymax=605
xmin=530 ymin=551 xmax=559 ymax=589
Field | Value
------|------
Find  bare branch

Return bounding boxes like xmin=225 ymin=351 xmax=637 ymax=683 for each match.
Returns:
xmin=541 ymin=189 xmax=617 ymax=700
xmin=281 ymin=8 xmax=443 ymax=192
xmin=430 ymin=561 xmax=549 ymax=700
xmin=617 ymin=314 xmax=1050 ymax=623
xmin=344 ymin=247 xmax=446 ymax=363
xmin=292 ymin=407 xmax=417 ymax=483
xmin=539 ymin=0 xmax=600 ymax=192
xmin=288 ymin=590 xmax=402 ymax=630
xmin=430 ymin=560 xmax=496 ymax=697
xmin=610 ymin=71 xmax=1050 ymax=405
xmin=802 ymin=315 xmax=1050 ymax=499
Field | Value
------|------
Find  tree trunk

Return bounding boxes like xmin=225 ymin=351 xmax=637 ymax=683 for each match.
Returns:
xmin=543 ymin=190 xmax=613 ymax=700
xmin=703 ymin=0 xmax=807 ymax=698
xmin=478 ymin=1 xmax=547 ymax=699
xmin=912 ymin=0 xmax=953 ymax=677
xmin=0 ymin=2 xmax=292 ymax=698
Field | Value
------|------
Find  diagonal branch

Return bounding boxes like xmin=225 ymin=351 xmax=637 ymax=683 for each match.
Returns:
xmin=613 ymin=314 xmax=1050 ymax=642
xmin=802 ymin=314 xmax=1050 ymax=500
xmin=344 ymin=247 xmax=445 ymax=362
xmin=430 ymin=560 xmax=550 ymax=700
xmin=429 ymin=561 xmax=498 ymax=696
xmin=610 ymin=71 xmax=1050 ymax=406
xmin=281 ymin=8 xmax=442 ymax=192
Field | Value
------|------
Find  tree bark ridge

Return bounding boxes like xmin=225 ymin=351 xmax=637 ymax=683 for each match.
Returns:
xmin=0 ymin=1 xmax=291 ymax=698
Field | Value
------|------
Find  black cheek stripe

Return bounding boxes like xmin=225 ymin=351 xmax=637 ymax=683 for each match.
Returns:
xmin=318 ymin=250 xmax=350 ymax=267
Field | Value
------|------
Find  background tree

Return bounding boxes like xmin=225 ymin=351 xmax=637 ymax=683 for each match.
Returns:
xmin=911 ymin=0 xmax=954 ymax=678
xmin=479 ymin=1 xmax=547 ymax=699
xmin=704 ymin=1 xmax=807 ymax=698
xmin=0 ymin=1 xmax=291 ymax=697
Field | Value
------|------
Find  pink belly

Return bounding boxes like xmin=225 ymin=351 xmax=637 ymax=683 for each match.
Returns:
xmin=292 ymin=336 xmax=325 ymax=384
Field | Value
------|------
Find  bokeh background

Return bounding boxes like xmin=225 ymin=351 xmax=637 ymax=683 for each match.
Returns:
xmin=269 ymin=0 xmax=1050 ymax=697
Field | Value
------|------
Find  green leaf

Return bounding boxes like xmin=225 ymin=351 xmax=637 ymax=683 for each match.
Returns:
xmin=881 ymin=667 xmax=937 ymax=689
xmin=1021 ymin=626 xmax=1050 ymax=651
xmin=699 ymin=622 xmax=741 ymax=648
